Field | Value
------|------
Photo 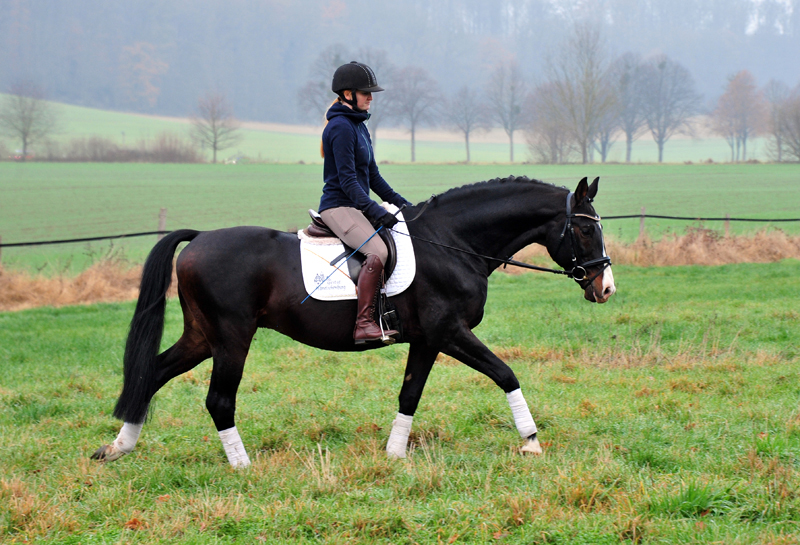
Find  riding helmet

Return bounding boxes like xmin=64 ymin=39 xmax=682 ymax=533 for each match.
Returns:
xmin=331 ymin=61 xmax=384 ymax=94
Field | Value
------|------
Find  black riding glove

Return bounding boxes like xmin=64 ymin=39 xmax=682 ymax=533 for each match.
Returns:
xmin=377 ymin=212 xmax=398 ymax=230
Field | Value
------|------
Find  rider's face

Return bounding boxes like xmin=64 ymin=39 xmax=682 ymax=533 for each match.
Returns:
xmin=357 ymin=91 xmax=372 ymax=111
xmin=345 ymin=90 xmax=372 ymax=111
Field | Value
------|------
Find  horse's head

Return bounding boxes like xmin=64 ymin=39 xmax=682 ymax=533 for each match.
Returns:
xmin=546 ymin=177 xmax=616 ymax=304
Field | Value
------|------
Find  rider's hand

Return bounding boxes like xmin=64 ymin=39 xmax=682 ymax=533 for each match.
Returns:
xmin=378 ymin=212 xmax=398 ymax=230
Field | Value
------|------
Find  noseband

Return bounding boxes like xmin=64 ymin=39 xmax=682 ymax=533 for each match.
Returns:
xmin=559 ymin=192 xmax=612 ymax=287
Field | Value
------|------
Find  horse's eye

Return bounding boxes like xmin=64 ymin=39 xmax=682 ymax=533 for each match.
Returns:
xmin=579 ymin=225 xmax=594 ymax=237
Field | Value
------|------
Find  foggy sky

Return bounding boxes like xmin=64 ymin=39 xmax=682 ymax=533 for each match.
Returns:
xmin=1 ymin=0 xmax=798 ymax=123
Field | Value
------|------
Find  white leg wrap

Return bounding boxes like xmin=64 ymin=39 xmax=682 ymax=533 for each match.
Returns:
xmin=112 ymin=422 xmax=143 ymax=454
xmin=218 ymin=427 xmax=251 ymax=468
xmin=386 ymin=413 xmax=413 ymax=459
xmin=507 ymin=389 xmax=538 ymax=438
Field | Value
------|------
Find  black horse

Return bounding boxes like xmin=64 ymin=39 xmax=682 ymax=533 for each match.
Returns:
xmin=93 ymin=176 xmax=615 ymax=467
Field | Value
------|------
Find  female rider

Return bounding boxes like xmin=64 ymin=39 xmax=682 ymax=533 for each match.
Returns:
xmin=319 ymin=61 xmax=411 ymax=344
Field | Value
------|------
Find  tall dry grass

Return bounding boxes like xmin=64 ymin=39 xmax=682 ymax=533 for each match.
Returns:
xmin=1 ymin=229 xmax=798 ymax=311
xmin=0 ymin=260 xmax=143 ymax=312
xmin=608 ymin=227 xmax=800 ymax=267
xmin=512 ymin=228 xmax=800 ymax=272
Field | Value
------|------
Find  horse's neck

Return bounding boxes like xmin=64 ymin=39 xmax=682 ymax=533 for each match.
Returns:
xmin=423 ymin=184 xmax=564 ymax=261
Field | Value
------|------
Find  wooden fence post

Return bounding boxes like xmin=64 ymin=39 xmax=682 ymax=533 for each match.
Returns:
xmin=158 ymin=208 xmax=167 ymax=241
xmin=639 ymin=207 xmax=646 ymax=240
xmin=725 ymin=213 xmax=730 ymax=237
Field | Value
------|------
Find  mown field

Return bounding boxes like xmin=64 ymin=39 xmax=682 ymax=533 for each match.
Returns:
xmin=0 ymin=98 xmax=767 ymax=164
xmin=1 ymin=261 xmax=799 ymax=543
xmin=2 ymin=162 xmax=799 ymax=273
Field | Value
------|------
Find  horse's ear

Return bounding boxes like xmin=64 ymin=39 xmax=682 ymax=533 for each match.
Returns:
xmin=588 ymin=177 xmax=599 ymax=201
xmin=574 ymin=177 xmax=589 ymax=204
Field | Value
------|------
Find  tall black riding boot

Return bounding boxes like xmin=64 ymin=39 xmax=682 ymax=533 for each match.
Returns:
xmin=354 ymin=255 xmax=398 ymax=344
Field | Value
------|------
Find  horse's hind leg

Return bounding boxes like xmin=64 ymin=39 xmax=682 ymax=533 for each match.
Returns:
xmin=205 ymin=323 xmax=257 ymax=468
xmin=92 ymin=327 xmax=211 ymax=462
xmin=387 ymin=341 xmax=439 ymax=458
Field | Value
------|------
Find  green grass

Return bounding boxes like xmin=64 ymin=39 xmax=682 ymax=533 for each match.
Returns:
xmin=1 ymin=261 xmax=800 ymax=543
xmin=2 ymin=162 xmax=799 ymax=273
xmin=0 ymin=97 xmax=774 ymax=164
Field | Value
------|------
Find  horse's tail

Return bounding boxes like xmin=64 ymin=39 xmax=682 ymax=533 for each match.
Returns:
xmin=113 ymin=229 xmax=200 ymax=423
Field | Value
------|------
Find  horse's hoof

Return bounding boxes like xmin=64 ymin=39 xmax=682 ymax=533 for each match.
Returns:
xmin=520 ymin=436 xmax=543 ymax=455
xmin=91 ymin=444 xmax=125 ymax=462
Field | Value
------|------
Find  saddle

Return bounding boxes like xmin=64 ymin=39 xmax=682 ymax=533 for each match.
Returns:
xmin=304 ymin=210 xmax=397 ymax=284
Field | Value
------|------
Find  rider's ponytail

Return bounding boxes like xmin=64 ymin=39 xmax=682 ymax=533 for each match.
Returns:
xmin=320 ymin=97 xmax=341 ymax=158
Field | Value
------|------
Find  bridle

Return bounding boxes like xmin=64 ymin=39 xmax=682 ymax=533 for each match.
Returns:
xmin=396 ymin=191 xmax=612 ymax=286
xmin=558 ymin=191 xmax=612 ymax=288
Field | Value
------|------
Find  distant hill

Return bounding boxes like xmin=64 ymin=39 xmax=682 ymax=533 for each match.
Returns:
xmin=0 ymin=98 xmax=768 ymax=164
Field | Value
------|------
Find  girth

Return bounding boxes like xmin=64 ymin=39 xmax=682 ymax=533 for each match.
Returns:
xmin=305 ymin=210 xmax=398 ymax=283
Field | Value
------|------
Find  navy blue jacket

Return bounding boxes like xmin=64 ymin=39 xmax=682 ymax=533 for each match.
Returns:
xmin=319 ymin=103 xmax=409 ymax=220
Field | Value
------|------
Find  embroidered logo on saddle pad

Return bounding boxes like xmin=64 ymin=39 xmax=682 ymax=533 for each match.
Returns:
xmin=298 ymin=205 xmax=416 ymax=301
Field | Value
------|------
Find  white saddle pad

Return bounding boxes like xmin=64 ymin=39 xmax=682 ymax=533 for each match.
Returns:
xmin=298 ymin=204 xmax=416 ymax=301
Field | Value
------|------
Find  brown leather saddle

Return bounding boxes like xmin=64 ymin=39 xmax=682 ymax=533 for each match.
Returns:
xmin=305 ymin=210 xmax=398 ymax=284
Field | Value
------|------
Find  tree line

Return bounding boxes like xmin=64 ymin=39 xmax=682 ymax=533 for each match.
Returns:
xmin=299 ymin=25 xmax=800 ymax=164
xmin=3 ymin=22 xmax=800 ymax=165
xmin=4 ymin=0 xmax=796 ymax=125
xmin=0 ymin=85 xmax=241 ymax=163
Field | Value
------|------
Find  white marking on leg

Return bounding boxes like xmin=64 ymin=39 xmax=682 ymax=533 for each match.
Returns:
xmin=386 ymin=413 xmax=413 ymax=458
xmin=218 ymin=426 xmax=251 ymax=468
xmin=507 ymin=389 xmax=537 ymax=438
xmin=112 ymin=422 xmax=143 ymax=455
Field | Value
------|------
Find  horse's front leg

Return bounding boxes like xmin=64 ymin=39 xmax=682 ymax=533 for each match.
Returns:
xmin=387 ymin=341 xmax=439 ymax=458
xmin=442 ymin=328 xmax=542 ymax=455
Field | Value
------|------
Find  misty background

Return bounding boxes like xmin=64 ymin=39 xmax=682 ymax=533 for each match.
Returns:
xmin=3 ymin=0 xmax=798 ymax=124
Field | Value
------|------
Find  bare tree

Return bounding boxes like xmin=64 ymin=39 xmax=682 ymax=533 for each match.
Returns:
xmin=486 ymin=62 xmax=527 ymax=162
xmin=710 ymin=91 xmax=739 ymax=162
xmin=297 ymin=44 xmax=352 ymax=124
xmin=441 ymin=86 xmax=487 ymax=162
xmin=763 ymin=79 xmax=791 ymax=162
xmin=298 ymin=80 xmax=336 ymax=124
xmin=711 ymin=70 xmax=766 ymax=161
xmin=0 ymin=81 xmax=58 ymax=160
xmin=593 ymin=101 xmax=620 ymax=162
xmin=610 ymin=52 xmax=648 ymax=162
xmin=780 ymin=88 xmax=800 ymax=162
xmin=543 ymin=24 xmax=617 ymax=164
xmin=117 ymin=42 xmax=169 ymax=110
xmin=190 ymin=92 xmax=242 ymax=164
xmin=391 ymin=66 xmax=439 ymax=162
xmin=640 ymin=55 xmax=702 ymax=163
xmin=524 ymin=82 xmax=576 ymax=164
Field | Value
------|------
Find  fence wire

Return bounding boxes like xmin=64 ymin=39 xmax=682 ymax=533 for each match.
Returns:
xmin=1 ymin=215 xmax=799 ymax=248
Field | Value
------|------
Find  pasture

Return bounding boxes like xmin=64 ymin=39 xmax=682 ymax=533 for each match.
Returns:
xmin=1 ymin=98 xmax=769 ymax=164
xmin=2 ymin=261 xmax=800 ymax=543
xmin=2 ymin=162 xmax=799 ymax=273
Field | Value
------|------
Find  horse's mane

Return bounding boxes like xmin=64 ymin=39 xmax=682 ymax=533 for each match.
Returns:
xmin=430 ymin=175 xmax=565 ymax=204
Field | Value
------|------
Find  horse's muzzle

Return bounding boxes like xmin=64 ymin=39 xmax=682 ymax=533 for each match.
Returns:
xmin=583 ymin=267 xmax=616 ymax=304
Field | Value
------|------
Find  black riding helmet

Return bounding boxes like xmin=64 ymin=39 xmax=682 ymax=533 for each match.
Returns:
xmin=332 ymin=61 xmax=383 ymax=110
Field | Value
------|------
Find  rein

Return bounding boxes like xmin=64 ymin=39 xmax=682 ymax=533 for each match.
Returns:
xmin=396 ymin=191 xmax=612 ymax=282
xmin=393 ymin=230 xmax=578 ymax=277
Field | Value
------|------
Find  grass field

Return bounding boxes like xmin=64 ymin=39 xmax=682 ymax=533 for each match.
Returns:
xmin=2 ymin=162 xmax=799 ymax=273
xmin=1 ymin=261 xmax=799 ymax=543
xmin=0 ymin=97 xmax=775 ymax=165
